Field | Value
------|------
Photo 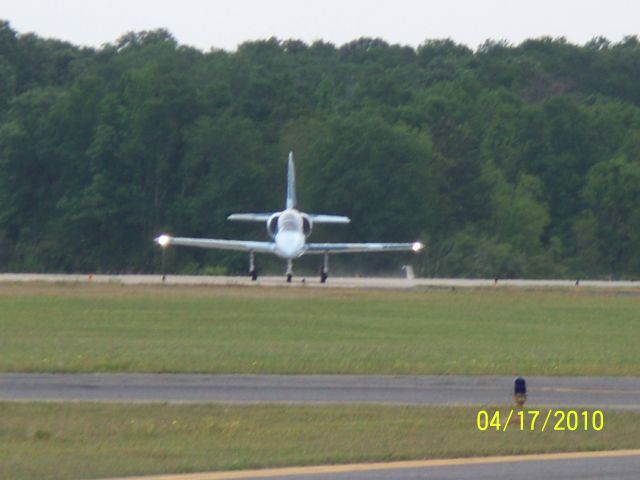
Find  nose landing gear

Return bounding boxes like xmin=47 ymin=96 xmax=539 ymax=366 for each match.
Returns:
xmin=286 ymin=259 xmax=293 ymax=283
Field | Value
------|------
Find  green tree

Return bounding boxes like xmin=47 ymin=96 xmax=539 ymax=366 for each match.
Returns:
xmin=579 ymin=156 xmax=640 ymax=275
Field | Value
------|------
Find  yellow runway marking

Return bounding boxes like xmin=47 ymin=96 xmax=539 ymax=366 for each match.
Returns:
xmin=537 ymin=386 xmax=640 ymax=395
xmin=103 ymin=449 xmax=640 ymax=480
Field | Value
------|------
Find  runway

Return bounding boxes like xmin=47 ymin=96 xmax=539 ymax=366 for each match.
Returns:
xmin=2 ymin=374 xmax=639 ymax=409
xmin=1 ymin=273 xmax=639 ymax=290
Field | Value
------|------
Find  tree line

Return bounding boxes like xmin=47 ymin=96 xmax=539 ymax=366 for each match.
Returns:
xmin=1 ymin=21 xmax=639 ymax=278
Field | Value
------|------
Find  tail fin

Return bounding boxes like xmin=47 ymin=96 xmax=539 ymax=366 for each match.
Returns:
xmin=286 ymin=151 xmax=297 ymax=209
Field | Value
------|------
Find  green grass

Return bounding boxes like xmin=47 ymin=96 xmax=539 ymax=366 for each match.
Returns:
xmin=2 ymin=402 xmax=638 ymax=480
xmin=0 ymin=283 xmax=638 ymax=375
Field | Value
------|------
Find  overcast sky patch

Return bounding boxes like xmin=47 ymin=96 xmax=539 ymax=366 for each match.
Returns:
xmin=2 ymin=0 xmax=638 ymax=51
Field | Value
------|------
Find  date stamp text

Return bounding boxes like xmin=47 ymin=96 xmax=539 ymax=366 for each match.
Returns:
xmin=476 ymin=409 xmax=604 ymax=432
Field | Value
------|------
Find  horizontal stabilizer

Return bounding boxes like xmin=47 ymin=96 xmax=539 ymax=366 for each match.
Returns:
xmin=227 ymin=213 xmax=273 ymax=222
xmin=310 ymin=214 xmax=351 ymax=224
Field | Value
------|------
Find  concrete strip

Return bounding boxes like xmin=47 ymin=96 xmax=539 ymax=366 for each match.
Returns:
xmin=0 ymin=273 xmax=639 ymax=290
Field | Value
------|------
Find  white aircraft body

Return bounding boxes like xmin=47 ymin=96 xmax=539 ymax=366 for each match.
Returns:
xmin=155 ymin=152 xmax=423 ymax=282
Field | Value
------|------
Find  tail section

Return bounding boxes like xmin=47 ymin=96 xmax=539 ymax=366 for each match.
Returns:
xmin=286 ymin=151 xmax=297 ymax=209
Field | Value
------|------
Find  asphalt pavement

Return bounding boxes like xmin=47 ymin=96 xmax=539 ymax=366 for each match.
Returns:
xmin=246 ymin=454 xmax=640 ymax=480
xmin=1 ymin=374 xmax=639 ymax=410
xmin=100 ymin=451 xmax=640 ymax=480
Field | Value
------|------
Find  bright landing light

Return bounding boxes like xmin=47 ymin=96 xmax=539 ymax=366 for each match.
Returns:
xmin=156 ymin=234 xmax=171 ymax=247
xmin=412 ymin=242 xmax=424 ymax=252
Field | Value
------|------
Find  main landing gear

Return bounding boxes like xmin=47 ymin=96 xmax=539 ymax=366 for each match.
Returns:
xmin=320 ymin=252 xmax=329 ymax=283
xmin=250 ymin=253 xmax=330 ymax=284
xmin=249 ymin=251 xmax=258 ymax=281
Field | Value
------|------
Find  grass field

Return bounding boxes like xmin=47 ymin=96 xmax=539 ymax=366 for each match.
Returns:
xmin=2 ymin=402 xmax=639 ymax=480
xmin=0 ymin=282 xmax=638 ymax=375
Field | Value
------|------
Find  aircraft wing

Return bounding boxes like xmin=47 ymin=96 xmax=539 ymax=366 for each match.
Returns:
xmin=305 ymin=242 xmax=423 ymax=254
xmin=155 ymin=235 xmax=275 ymax=254
xmin=227 ymin=213 xmax=273 ymax=222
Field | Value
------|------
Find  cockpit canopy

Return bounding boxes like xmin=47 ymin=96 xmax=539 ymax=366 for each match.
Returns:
xmin=279 ymin=210 xmax=302 ymax=232
xmin=267 ymin=210 xmax=312 ymax=238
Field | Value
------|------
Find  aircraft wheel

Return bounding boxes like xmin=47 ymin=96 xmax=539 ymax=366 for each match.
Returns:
xmin=286 ymin=274 xmax=292 ymax=283
xmin=320 ymin=272 xmax=328 ymax=283
xmin=250 ymin=269 xmax=258 ymax=281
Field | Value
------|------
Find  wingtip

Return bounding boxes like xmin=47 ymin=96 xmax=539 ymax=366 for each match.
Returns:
xmin=412 ymin=241 xmax=424 ymax=252
xmin=155 ymin=234 xmax=171 ymax=247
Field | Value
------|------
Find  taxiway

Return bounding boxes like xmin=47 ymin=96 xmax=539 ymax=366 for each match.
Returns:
xmin=1 ymin=374 xmax=638 ymax=410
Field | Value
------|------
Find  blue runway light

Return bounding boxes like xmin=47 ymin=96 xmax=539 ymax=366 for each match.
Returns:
xmin=514 ymin=376 xmax=527 ymax=407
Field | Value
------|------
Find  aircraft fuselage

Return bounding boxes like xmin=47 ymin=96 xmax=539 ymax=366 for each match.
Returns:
xmin=272 ymin=209 xmax=308 ymax=259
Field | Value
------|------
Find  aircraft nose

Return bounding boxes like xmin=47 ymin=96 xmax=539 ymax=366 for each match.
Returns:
xmin=275 ymin=231 xmax=305 ymax=258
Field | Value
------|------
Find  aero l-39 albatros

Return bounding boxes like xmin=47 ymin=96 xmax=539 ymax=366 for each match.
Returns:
xmin=155 ymin=152 xmax=423 ymax=282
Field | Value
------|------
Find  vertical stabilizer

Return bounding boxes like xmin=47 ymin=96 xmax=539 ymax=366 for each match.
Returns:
xmin=286 ymin=151 xmax=297 ymax=209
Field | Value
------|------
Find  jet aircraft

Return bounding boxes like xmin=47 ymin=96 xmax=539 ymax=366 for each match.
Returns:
xmin=155 ymin=152 xmax=423 ymax=282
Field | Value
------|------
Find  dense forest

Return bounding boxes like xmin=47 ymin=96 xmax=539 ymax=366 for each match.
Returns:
xmin=0 ymin=21 xmax=639 ymax=278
